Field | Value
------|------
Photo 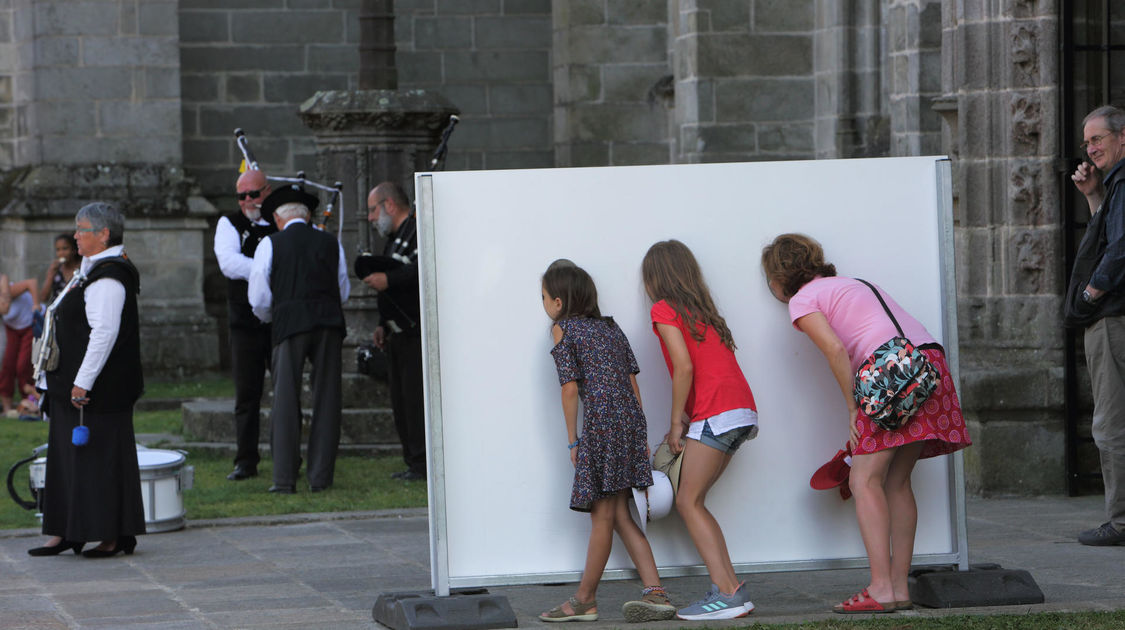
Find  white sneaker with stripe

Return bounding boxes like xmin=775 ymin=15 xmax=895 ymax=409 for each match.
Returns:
xmin=675 ymin=582 xmax=755 ymax=620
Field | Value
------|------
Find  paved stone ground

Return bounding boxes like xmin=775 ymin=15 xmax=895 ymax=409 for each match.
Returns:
xmin=0 ymin=496 xmax=1121 ymax=629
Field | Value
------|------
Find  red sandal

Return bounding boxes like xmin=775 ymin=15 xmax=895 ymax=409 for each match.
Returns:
xmin=832 ymin=589 xmax=895 ymax=614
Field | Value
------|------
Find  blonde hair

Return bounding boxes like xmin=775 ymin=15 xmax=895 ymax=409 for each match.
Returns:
xmin=641 ymin=240 xmax=736 ymax=350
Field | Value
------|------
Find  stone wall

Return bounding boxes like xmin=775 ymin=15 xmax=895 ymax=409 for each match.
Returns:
xmin=394 ymin=0 xmax=553 ymax=170
xmin=0 ymin=2 xmax=15 ymax=170
xmin=178 ymin=0 xmax=362 ymax=199
xmin=672 ymin=0 xmax=816 ymax=163
xmin=553 ymin=0 xmax=672 ymax=167
xmin=179 ymin=1 xmax=554 ymax=199
xmin=7 ymin=0 xmax=182 ymax=166
xmin=0 ymin=0 xmax=218 ymax=376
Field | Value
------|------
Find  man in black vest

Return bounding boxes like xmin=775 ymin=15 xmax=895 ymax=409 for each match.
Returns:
xmin=248 ymin=186 xmax=350 ymax=494
xmin=363 ymin=181 xmax=424 ymax=481
xmin=214 ymin=169 xmax=275 ymax=481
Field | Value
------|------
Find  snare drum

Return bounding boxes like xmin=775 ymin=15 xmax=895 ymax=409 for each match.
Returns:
xmin=137 ymin=449 xmax=194 ymax=533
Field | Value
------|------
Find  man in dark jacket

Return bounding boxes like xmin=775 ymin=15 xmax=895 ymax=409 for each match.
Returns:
xmin=363 ymin=181 xmax=425 ymax=481
xmin=248 ymin=185 xmax=350 ymax=494
xmin=1067 ymin=105 xmax=1125 ymax=546
xmin=214 ymin=169 xmax=275 ymax=481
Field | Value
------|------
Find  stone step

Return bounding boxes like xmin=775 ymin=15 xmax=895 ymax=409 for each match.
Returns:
xmin=182 ymin=399 xmax=398 ymax=444
xmin=136 ymin=433 xmax=399 ymax=458
xmin=246 ymin=372 xmax=389 ymax=409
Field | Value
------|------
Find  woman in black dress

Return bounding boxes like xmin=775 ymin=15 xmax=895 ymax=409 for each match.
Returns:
xmin=28 ymin=202 xmax=146 ymax=558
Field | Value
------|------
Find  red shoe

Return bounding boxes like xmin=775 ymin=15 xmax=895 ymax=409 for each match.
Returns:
xmin=832 ymin=589 xmax=895 ymax=614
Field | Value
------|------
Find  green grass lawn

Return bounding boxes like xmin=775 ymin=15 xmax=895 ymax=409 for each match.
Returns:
xmin=1 ymin=395 xmax=426 ymax=530
xmin=142 ymin=374 xmax=235 ymax=400
xmin=738 ymin=611 xmax=1125 ymax=629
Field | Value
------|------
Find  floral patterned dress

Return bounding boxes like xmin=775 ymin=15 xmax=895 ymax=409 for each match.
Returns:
xmin=551 ymin=317 xmax=653 ymax=512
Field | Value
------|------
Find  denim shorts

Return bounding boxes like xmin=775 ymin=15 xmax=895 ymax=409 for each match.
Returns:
xmin=696 ymin=420 xmax=758 ymax=455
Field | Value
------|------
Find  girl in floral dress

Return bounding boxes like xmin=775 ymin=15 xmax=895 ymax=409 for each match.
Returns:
xmin=539 ymin=260 xmax=674 ymax=624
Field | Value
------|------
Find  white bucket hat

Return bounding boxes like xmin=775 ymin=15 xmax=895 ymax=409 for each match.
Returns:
xmin=629 ymin=470 xmax=674 ymax=535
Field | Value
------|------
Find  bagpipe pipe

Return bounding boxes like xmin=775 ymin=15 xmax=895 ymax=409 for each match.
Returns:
xmin=234 ymin=128 xmax=345 ymax=242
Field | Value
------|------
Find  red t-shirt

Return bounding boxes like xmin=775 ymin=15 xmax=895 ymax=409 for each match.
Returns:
xmin=650 ymin=300 xmax=757 ymax=423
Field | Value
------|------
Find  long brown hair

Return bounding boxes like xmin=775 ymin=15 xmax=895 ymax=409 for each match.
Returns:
xmin=760 ymin=233 xmax=837 ymax=298
xmin=641 ymin=240 xmax=736 ymax=350
xmin=542 ymin=260 xmax=604 ymax=321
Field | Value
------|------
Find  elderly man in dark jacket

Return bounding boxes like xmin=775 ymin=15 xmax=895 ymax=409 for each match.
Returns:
xmin=1067 ymin=105 xmax=1125 ymax=546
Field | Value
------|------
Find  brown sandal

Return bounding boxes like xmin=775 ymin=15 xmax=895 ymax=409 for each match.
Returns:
xmin=540 ymin=596 xmax=598 ymax=622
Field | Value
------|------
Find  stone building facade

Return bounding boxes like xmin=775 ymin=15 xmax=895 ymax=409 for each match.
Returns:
xmin=0 ymin=0 xmax=1082 ymax=495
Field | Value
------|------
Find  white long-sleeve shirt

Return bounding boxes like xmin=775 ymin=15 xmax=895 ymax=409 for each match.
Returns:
xmin=247 ymin=219 xmax=350 ymax=323
xmin=213 ymin=213 xmax=272 ymax=281
xmin=73 ymin=245 xmax=127 ymax=391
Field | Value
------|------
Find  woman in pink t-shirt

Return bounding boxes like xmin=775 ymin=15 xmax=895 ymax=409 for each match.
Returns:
xmin=761 ymin=233 xmax=971 ymax=615
xmin=642 ymin=240 xmax=758 ymax=621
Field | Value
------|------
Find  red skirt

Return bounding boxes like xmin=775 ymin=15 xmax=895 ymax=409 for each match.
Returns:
xmin=852 ymin=348 xmax=972 ymax=459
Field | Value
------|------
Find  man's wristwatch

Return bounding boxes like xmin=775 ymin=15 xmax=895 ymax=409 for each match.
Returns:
xmin=1082 ymin=289 xmax=1100 ymax=304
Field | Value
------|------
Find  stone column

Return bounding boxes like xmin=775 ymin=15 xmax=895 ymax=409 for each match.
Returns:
xmin=813 ymin=0 xmax=888 ymax=158
xmin=885 ymin=0 xmax=943 ymax=155
xmin=940 ymin=0 xmax=1062 ymax=493
xmin=297 ymin=89 xmax=459 ymax=336
xmin=0 ymin=0 xmax=219 ymax=376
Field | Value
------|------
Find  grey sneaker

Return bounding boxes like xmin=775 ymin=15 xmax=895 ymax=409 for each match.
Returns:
xmin=675 ymin=582 xmax=754 ymax=620
xmin=1078 ymin=522 xmax=1125 ymax=546
xmin=622 ymin=587 xmax=675 ymax=623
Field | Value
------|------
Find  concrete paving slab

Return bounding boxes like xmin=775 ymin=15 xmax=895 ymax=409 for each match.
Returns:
xmin=0 ymin=496 xmax=1120 ymax=629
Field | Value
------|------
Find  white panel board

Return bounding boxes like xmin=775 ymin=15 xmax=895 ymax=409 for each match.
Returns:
xmin=418 ymin=157 xmax=961 ymax=590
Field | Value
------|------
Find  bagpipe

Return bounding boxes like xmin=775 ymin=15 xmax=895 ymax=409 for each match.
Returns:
xmin=234 ymin=114 xmax=459 ymax=248
xmin=234 ymin=128 xmax=345 ymax=242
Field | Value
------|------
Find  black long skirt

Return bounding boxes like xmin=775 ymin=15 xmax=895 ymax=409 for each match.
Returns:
xmin=41 ymin=397 xmax=146 ymax=542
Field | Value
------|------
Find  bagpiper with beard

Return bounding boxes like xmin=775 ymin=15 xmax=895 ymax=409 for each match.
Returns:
xmin=363 ymin=181 xmax=424 ymax=482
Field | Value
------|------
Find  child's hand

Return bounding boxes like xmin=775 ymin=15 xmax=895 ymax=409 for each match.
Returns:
xmin=665 ymin=421 xmax=686 ymax=455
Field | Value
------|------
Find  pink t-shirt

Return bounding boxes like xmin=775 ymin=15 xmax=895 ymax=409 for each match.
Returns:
xmin=787 ymin=276 xmax=938 ymax=373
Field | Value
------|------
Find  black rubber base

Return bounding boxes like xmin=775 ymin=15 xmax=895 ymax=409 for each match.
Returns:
xmin=910 ymin=563 xmax=1045 ymax=608
xmin=373 ymin=588 xmax=517 ymax=630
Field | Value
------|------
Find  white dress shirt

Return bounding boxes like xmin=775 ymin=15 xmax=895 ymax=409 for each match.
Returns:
xmin=74 ymin=245 xmax=128 ymax=391
xmin=248 ymin=218 xmax=350 ymax=323
xmin=214 ymin=213 xmax=272 ymax=281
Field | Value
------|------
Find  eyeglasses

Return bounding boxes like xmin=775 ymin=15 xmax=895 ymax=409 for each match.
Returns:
xmin=75 ymin=227 xmax=99 ymax=233
xmin=237 ymin=187 xmax=266 ymax=201
xmin=369 ymin=199 xmax=388 ymax=212
xmin=1081 ymin=132 xmax=1116 ymax=152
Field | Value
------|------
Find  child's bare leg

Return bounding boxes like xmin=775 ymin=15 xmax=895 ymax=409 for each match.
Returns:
xmin=542 ymin=497 xmax=611 ymax=618
xmin=0 ymin=274 xmax=11 ymax=314
xmin=676 ymin=440 xmax=739 ymax=594
xmin=573 ymin=496 xmax=616 ymax=606
xmin=611 ymin=491 xmax=661 ymax=586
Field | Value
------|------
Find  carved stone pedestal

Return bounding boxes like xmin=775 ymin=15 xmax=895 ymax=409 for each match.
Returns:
xmin=297 ymin=88 xmax=459 ymax=338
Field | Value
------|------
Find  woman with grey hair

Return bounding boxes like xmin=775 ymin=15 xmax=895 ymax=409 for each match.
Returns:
xmin=28 ymin=202 xmax=146 ymax=558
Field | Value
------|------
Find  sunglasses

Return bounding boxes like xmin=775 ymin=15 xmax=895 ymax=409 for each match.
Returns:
xmin=237 ymin=187 xmax=266 ymax=201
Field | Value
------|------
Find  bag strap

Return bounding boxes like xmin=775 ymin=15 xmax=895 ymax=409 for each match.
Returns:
xmin=855 ymin=278 xmax=905 ymax=338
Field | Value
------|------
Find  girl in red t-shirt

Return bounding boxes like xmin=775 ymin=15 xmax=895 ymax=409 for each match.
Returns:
xmin=641 ymin=240 xmax=759 ymax=621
